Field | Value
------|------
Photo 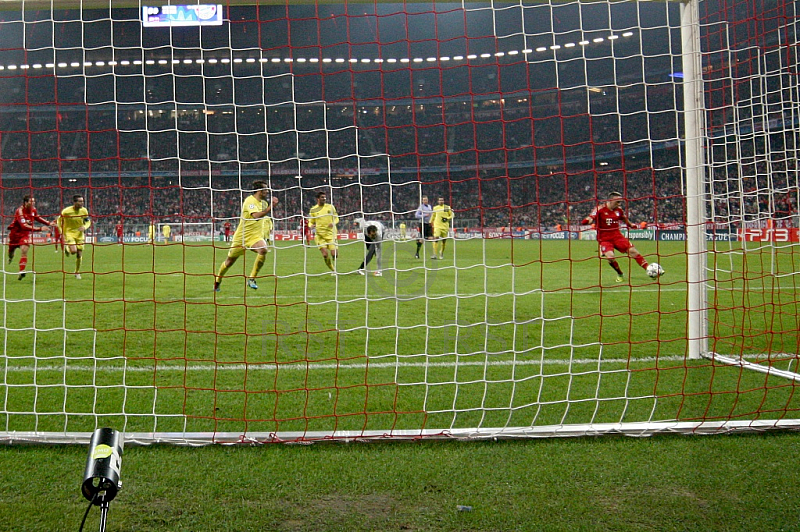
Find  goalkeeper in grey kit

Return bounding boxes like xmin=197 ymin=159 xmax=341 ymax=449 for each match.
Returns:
xmin=354 ymin=217 xmax=385 ymax=276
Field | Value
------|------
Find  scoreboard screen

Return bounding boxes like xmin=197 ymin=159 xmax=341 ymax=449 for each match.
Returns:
xmin=142 ymin=5 xmax=223 ymax=27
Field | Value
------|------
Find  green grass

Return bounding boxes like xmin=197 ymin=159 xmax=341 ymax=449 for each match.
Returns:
xmin=1 ymin=238 xmax=799 ymax=438
xmin=2 ymin=433 xmax=800 ymax=531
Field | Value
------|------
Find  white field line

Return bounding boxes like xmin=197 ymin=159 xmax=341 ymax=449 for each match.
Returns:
xmin=1 ymin=353 xmax=782 ymax=373
xmin=90 ymin=285 xmax=697 ymax=303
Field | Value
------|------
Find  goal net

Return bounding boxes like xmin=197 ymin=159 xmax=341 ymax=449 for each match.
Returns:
xmin=0 ymin=0 xmax=798 ymax=445
xmin=157 ymin=222 xmax=216 ymax=243
xmin=699 ymin=1 xmax=800 ymax=380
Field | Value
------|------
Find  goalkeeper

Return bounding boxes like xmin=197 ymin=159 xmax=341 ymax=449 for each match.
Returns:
xmin=214 ymin=181 xmax=277 ymax=292
xmin=429 ymin=196 xmax=454 ymax=260
xmin=354 ymin=217 xmax=385 ymax=276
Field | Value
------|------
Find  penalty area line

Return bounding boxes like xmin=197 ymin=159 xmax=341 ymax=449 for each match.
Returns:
xmin=2 ymin=354 xmax=771 ymax=373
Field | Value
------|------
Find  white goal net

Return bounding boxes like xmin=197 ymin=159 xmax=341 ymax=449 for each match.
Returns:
xmin=0 ymin=0 xmax=798 ymax=445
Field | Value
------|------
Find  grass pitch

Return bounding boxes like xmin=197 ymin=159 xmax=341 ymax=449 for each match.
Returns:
xmin=1 ymin=237 xmax=798 ymax=438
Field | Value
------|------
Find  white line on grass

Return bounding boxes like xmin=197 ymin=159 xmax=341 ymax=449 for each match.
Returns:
xmin=2 ymin=353 xmax=776 ymax=372
xmin=87 ymin=285 xmax=694 ymax=303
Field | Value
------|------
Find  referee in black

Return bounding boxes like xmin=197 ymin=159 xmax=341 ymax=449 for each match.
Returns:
xmin=414 ymin=195 xmax=433 ymax=259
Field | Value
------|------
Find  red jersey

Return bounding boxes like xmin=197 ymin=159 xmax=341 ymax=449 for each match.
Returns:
xmin=116 ymin=223 xmax=124 ymax=236
xmin=223 ymin=222 xmax=232 ymax=235
xmin=8 ymin=206 xmax=49 ymax=242
xmin=586 ymin=205 xmax=629 ymax=240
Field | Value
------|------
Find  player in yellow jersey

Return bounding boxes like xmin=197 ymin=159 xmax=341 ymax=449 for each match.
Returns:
xmin=161 ymin=224 xmax=171 ymax=244
xmin=148 ymin=221 xmax=156 ymax=244
xmin=59 ymin=195 xmax=91 ymax=279
xmin=262 ymin=214 xmax=274 ymax=252
xmin=399 ymin=222 xmax=407 ymax=241
xmin=214 ymin=181 xmax=278 ymax=292
xmin=429 ymin=196 xmax=454 ymax=260
xmin=308 ymin=191 xmax=339 ymax=272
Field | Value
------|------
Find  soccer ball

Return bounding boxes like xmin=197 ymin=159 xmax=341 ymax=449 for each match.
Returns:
xmin=646 ymin=262 xmax=664 ymax=278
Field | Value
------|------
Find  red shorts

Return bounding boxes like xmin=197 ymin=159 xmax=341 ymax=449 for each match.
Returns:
xmin=7 ymin=231 xmax=32 ymax=252
xmin=599 ymin=235 xmax=632 ymax=254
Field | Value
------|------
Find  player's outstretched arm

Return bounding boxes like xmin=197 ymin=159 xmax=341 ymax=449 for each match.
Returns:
xmin=33 ymin=213 xmax=51 ymax=226
xmin=619 ymin=213 xmax=634 ymax=228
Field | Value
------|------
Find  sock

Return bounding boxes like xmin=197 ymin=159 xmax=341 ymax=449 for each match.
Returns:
xmin=324 ymin=255 xmax=333 ymax=270
xmin=416 ymin=242 xmax=422 ymax=253
xmin=432 ymin=241 xmax=439 ymax=256
xmin=635 ymin=255 xmax=649 ymax=269
xmin=440 ymin=240 xmax=447 ymax=255
xmin=19 ymin=257 xmax=27 ymax=272
xmin=358 ymin=262 xmax=365 ymax=269
xmin=75 ymin=255 xmax=82 ymax=273
xmin=248 ymin=253 xmax=265 ymax=279
xmin=608 ymin=259 xmax=623 ymax=276
xmin=216 ymin=262 xmax=230 ymax=283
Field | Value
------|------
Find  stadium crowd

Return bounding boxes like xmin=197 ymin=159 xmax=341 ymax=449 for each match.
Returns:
xmin=0 ymin=89 xmax=796 ymax=235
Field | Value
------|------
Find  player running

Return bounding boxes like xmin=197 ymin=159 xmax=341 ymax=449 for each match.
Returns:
xmin=214 ymin=181 xmax=277 ymax=292
xmin=429 ymin=196 xmax=454 ymax=260
xmin=59 ymin=194 xmax=91 ymax=280
xmin=7 ymin=195 xmax=54 ymax=280
xmin=581 ymin=191 xmax=650 ymax=282
xmin=308 ymin=191 xmax=339 ymax=272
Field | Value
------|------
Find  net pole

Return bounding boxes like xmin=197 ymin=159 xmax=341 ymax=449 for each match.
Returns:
xmin=681 ymin=0 xmax=708 ymax=360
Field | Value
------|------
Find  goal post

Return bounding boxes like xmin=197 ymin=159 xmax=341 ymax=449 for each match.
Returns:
xmin=0 ymin=0 xmax=798 ymax=445
xmin=681 ymin=0 xmax=709 ymax=361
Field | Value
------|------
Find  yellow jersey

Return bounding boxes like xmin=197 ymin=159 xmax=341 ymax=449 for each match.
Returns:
xmin=58 ymin=206 xmax=90 ymax=238
xmin=308 ymin=203 xmax=339 ymax=237
xmin=232 ymin=194 xmax=268 ymax=247
xmin=430 ymin=204 xmax=454 ymax=231
xmin=262 ymin=216 xmax=273 ymax=239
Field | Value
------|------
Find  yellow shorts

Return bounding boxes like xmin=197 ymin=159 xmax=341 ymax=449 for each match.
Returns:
xmin=227 ymin=238 xmax=267 ymax=259
xmin=63 ymin=234 xmax=85 ymax=250
xmin=433 ymin=227 xmax=449 ymax=239
xmin=314 ymin=233 xmax=337 ymax=250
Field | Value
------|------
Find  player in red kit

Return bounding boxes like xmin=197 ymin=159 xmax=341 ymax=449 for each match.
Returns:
xmin=302 ymin=221 xmax=313 ymax=245
xmin=115 ymin=220 xmax=124 ymax=245
xmin=223 ymin=221 xmax=232 ymax=242
xmin=7 ymin=195 xmax=55 ymax=280
xmin=52 ymin=222 xmax=62 ymax=252
xmin=581 ymin=191 xmax=649 ymax=283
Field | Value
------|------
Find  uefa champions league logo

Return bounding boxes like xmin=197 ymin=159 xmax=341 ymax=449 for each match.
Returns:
xmin=195 ymin=5 xmax=218 ymax=20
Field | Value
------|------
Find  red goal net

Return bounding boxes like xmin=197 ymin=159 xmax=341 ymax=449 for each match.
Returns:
xmin=0 ymin=0 xmax=798 ymax=444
